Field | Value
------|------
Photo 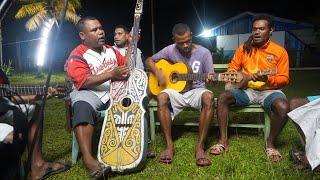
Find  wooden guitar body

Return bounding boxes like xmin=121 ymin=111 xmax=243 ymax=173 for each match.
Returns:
xmin=149 ymin=59 xmax=189 ymax=95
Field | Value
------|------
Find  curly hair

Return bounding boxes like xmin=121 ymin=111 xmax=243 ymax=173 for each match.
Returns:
xmin=243 ymin=13 xmax=274 ymax=55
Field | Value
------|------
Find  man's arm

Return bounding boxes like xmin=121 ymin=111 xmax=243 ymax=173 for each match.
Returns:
xmin=145 ymin=57 xmax=158 ymax=74
xmin=227 ymin=47 xmax=243 ymax=72
xmin=82 ymin=67 xmax=129 ymax=89
xmin=146 ymin=57 xmax=166 ymax=86
xmin=267 ymin=50 xmax=289 ymax=88
xmin=66 ymin=58 xmax=129 ymax=90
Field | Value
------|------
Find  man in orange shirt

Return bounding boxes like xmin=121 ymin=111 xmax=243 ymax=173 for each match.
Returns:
xmin=209 ymin=14 xmax=289 ymax=162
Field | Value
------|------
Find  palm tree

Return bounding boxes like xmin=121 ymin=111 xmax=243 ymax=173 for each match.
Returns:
xmin=15 ymin=0 xmax=81 ymax=32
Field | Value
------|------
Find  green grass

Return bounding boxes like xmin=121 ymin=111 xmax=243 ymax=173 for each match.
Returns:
xmin=8 ymin=70 xmax=320 ymax=179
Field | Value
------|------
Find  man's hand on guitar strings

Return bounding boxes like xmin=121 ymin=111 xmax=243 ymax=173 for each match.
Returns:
xmin=46 ymin=87 xmax=58 ymax=99
xmin=252 ymin=73 xmax=268 ymax=82
xmin=155 ymin=69 xmax=166 ymax=86
xmin=110 ymin=66 xmax=130 ymax=81
xmin=206 ymin=72 xmax=216 ymax=83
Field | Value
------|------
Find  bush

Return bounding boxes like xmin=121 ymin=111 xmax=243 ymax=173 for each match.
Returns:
xmin=1 ymin=60 xmax=14 ymax=76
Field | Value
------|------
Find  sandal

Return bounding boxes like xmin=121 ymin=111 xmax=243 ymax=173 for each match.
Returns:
xmin=209 ymin=144 xmax=227 ymax=155
xmin=289 ymin=149 xmax=310 ymax=169
xmin=90 ymin=164 xmax=111 ymax=180
xmin=265 ymin=147 xmax=282 ymax=162
xmin=195 ymin=154 xmax=211 ymax=167
xmin=34 ymin=161 xmax=71 ymax=180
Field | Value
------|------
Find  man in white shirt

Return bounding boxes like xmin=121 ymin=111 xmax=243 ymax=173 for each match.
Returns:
xmin=113 ymin=25 xmax=145 ymax=70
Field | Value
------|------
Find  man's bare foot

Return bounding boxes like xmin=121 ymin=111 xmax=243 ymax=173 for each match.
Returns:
xmin=159 ymin=148 xmax=174 ymax=164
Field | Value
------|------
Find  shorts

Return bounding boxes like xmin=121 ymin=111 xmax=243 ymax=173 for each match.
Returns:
xmin=161 ymin=88 xmax=212 ymax=119
xmin=70 ymin=89 xmax=108 ymax=128
xmin=229 ymin=88 xmax=287 ymax=112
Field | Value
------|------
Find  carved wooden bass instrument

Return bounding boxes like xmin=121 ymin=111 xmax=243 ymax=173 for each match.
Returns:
xmin=97 ymin=0 xmax=148 ymax=172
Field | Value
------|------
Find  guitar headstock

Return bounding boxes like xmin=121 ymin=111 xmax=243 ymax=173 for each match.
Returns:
xmin=218 ymin=71 xmax=243 ymax=83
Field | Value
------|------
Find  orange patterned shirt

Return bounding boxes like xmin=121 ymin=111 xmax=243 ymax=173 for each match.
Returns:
xmin=228 ymin=40 xmax=289 ymax=90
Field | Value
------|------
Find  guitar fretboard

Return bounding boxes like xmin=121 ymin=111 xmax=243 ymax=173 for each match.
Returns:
xmin=176 ymin=73 xmax=208 ymax=81
xmin=0 ymin=84 xmax=46 ymax=97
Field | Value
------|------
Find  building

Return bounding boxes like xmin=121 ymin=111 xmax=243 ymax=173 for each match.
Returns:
xmin=197 ymin=11 xmax=317 ymax=67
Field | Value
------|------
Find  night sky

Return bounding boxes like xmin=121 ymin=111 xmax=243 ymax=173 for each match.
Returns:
xmin=2 ymin=0 xmax=319 ymax=68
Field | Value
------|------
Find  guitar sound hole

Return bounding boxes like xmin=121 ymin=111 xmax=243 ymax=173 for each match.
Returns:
xmin=122 ymin=97 xmax=132 ymax=107
xmin=171 ymin=73 xmax=178 ymax=83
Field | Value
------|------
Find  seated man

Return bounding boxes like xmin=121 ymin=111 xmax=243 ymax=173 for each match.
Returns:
xmin=146 ymin=23 xmax=215 ymax=166
xmin=65 ymin=16 xmax=130 ymax=178
xmin=210 ymin=14 xmax=289 ymax=162
xmin=0 ymin=69 xmax=70 ymax=180
xmin=288 ymin=95 xmax=320 ymax=170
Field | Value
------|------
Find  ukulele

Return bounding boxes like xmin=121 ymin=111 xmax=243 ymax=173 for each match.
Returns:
xmin=225 ymin=68 xmax=277 ymax=90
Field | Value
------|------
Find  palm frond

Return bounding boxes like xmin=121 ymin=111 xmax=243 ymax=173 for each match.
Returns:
xmin=68 ymin=0 xmax=82 ymax=9
xmin=15 ymin=2 xmax=46 ymax=19
xmin=54 ymin=0 xmax=81 ymax=11
xmin=62 ymin=10 xmax=81 ymax=24
xmin=25 ymin=10 xmax=49 ymax=31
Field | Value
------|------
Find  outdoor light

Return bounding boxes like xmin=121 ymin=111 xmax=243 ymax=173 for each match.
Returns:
xmin=36 ymin=19 xmax=54 ymax=67
xmin=199 ymin=29 xmax=212 ymax=38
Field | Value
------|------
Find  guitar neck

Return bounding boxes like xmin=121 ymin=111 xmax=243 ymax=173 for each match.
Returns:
xmin=176 ymin=73 xmax=208 ymax=81
xmin=0 ymin=84 xmax=46 ymax=97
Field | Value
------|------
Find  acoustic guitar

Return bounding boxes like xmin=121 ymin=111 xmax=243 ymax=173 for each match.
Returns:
xmin=0 ymin=84 xmax=68 ymax=98
xmin=148 ymin=59 xmax=242 ymax=96
xmin=224 ymin=68 xmax=277 ymax=90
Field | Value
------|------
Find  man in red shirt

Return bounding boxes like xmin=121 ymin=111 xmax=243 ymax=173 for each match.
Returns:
xmin=65 ymin=16 xmax=129 ymax=178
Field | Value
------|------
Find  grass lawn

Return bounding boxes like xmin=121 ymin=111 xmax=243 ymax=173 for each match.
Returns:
xmin=8 ymin=70 xmax=320 ymax=179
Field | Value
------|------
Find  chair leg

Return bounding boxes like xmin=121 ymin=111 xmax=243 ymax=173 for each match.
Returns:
xmin=264 ymin=112 xmax=271 ymax=141
xmin=149 ymin=107 xmax=156 ymax=146
xmin=19 ymin=161 xmax=24 ymax=180
xmin=72 ymin=132 xmax=79 ymax=164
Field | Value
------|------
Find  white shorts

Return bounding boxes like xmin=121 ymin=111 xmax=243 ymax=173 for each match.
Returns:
xmin=161 ymin=88 xmax=212 ymax=119
xmin=0 ymin=123 xmax=14 ymax=142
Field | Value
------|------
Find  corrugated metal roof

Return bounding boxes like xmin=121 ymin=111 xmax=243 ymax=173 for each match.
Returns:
xmin=198 ymin=11 xmax=313 ymax=37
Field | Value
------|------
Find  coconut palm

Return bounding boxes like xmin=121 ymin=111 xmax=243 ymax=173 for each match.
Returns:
xmin=15 ymin=0 xmax=81 ymax=32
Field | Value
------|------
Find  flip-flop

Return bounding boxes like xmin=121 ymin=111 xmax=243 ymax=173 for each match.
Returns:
xmin=209 ymin=143 xmax=227 ymax=155
xmin=37 ymin=161 xmax=71 ymax=180
xmin=289 ymin=149 xmax=310 ymax=169
xmin=195 ymin=154 xmax=211 ymax=167
xmin=265 ymin=147 xmax=282 ymax=162
xmin=159 ymin=151 xmax=173 ymax=164
xmin=90 ymin=165 xmax=111 ymax=180
xmin=147 ymin=147 xmax=156 ymax=158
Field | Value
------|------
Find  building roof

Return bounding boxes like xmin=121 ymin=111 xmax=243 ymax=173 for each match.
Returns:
xmin=198 ymin=11 xmax=314 ymax=37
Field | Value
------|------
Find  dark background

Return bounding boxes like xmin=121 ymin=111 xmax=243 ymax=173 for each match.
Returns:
xmin=2 ymin=0 xmax=319 ymax=71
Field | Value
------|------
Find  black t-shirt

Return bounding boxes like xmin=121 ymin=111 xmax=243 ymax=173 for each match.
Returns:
xmin=0 ymin=69 xmax=9 ymax=85
xmin=0 ymin=69 xmax=11 ymax=115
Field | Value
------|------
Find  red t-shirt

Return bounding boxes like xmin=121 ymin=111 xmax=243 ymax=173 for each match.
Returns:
xmin=65 ymin=44 xmax=125 ymax=90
